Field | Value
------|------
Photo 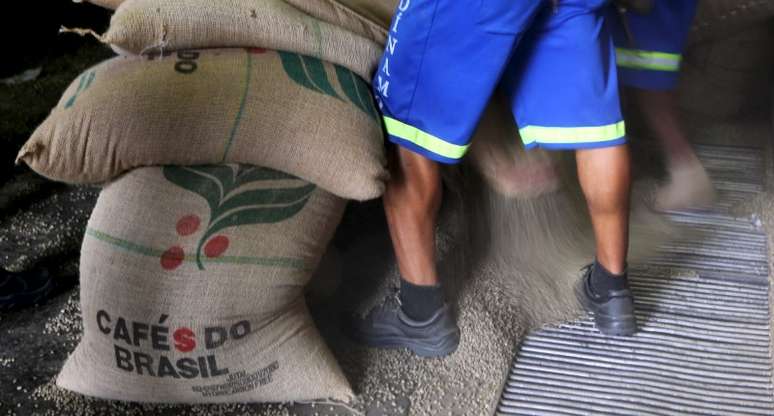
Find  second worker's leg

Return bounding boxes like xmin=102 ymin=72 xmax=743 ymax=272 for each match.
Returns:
xmin=352 ymin=0 xmax=544 ymax=357
xmin=632 ymin=88 xmax=715 ymax=211
xmin=347 ymin=147 xmax=460 ymax=357
xmin=576 ymin=145 xmax=631 ymax=275
xmin=575 ymin=145 xmax=637 ymax=336
xmin=383 ymin=147 xmax=443 ymax=289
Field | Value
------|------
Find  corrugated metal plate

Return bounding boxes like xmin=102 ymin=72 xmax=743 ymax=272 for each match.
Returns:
xmin=498 ymin=144 xmax=773 ymax=415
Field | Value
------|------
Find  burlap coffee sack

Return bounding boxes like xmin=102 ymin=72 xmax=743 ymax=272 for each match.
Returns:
xmin=17 ymin=48 xmax=387 ymax=201
xmin=57 ymin=165 xmax=352 ymax=403
xmin=335 ymin=0 xmax=395 ymax=29
xmin=284 ymin=0 xmax=392 ymax=45
xmin=74 ymin=0 xmax=124 ymax=10
xmin=101 ymin=0 xmax=382 ymax=80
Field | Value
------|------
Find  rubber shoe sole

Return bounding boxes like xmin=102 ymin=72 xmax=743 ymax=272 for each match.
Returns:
xmin=351 ymin=329 xmax=460 ymax=358
xmin=575 ymin=278 xmax=638 ymax=337
xmin=343 ymin=307 xmax=461 ymax=358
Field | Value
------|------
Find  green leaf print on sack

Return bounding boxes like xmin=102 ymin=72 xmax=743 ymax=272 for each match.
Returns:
xmin=64 ymin=70 xmax=96 ymax=109
xmin=278 ymin=51 xmax=377 ymax=121
xmin=163 ymin=165 xmax=315 ymax=270
xmin=334 ymin=65 xmax=378 ymax=121
xmin=278 ymin=51 xmax=340 ymax=99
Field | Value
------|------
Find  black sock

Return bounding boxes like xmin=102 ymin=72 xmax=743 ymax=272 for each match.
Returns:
xmin=590 ymin=260 xmax=628 ymax=298
xmin=399 ymin=278 xmax=445 ymax=321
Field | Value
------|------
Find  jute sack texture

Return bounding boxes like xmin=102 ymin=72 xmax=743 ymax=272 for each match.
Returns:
xmin=80 ymin=0 xmax=393 ymax=46
xmin=16 ymin=48 xmax=387 ymax=201
xmin=75 ymin=0 xmax=125 ymax=10
xmin=57 ymin=165 xmax=353 ymax=403
xmin=283 ymin=0 xmax=392 ymax=45
xmin=102 ymin=0 xmax=383 ymax=80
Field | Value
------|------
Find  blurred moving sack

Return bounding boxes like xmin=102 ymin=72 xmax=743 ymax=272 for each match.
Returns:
xmin=467 ymin=97 xmax=560 ymax=199
xmin=102 ymin=0 xmax=382 ymax=79
xmin=16 ymin=48 xmax=387 ymax=201
xmin=680 ymin=23 xmax=774 ymax=118
xmin=57 ymin=165 xmax=352 ymax=403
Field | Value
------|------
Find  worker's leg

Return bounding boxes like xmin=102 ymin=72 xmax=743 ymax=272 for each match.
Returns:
xmin=575 ymin=145 xmax=636 ymax=337
xmin=503 ymin=1 xmax=636 ymax=336
xmin=611 ymin=0 xmax=713 ymax=210
xmin=631 ymin=88 xmax=714 ymax=210
xmin=383 ymin=145 xmax=442 ymax=292
xmin=576 ymin=145 xmax=631 ymax=275
xmin=348 ymin=0 xmax=543 ymax=357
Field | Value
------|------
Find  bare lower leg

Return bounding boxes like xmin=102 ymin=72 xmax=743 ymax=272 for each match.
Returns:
xmin=631 ymin=88 xmax=714 ymax=209
xmin=383 ymin=147 xmax=442 ymax=286
xmin=576 ymin=145 xmax=631 ymax=275
xmin=631 ymin=88 xmax=696 ymax=166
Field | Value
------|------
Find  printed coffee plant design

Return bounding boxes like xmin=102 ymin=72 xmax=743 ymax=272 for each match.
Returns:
xmin=278 ymin=51 xmax=378 ymax=121
xmin=64 ymin=70 xmax=96 ymax=109
xmin=162 ymin=165 xmax=315 ymax=270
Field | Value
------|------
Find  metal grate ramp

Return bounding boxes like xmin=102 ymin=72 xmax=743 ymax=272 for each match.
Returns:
xmin=498 ymin=144 xmax=774 ymax=416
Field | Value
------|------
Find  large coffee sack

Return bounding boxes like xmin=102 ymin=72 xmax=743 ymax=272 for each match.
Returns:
xmin=74 ymin=0 xmax=124 ymax=10
xmin=17 ymin=48 xmax=387 ymax=201
xmin=335 ymin=0 xmax=395 ymax=29
xmin=104 ymin=0 xmax=382 ymax=79
xmin=283 ymin=0 xmax=393 ymax=45
xmin=57 ymin=165 xmax=352 ymax=403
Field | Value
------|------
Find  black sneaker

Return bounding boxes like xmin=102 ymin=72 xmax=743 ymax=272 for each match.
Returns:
xmin=344 ymin=290 xmax=460 ymax=358
xmin=575 ymin=264 xmax=638 ymax=336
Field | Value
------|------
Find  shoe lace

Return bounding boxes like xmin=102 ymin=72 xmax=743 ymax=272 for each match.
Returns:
xmin=379 ymin=287 xmax=402 ymax=309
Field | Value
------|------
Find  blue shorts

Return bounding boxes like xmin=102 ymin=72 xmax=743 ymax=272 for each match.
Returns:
xmin=373 ymin=0 xmax=625 ymax=164
xmin=610 ymin=0 xmax=698 ymax=90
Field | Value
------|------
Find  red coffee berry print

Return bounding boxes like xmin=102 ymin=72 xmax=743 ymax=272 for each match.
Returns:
xmin=204 ymin=236 xmax=230 ymax=258
xmin=176 ymin=214 xmax=201 ymax=236
xmin=162 ymin=166 xmax=315 ymax=270
xmin=160 ymin=246 xmax=185 ymax=270
xmin=173 ymin=327 xmax=196 ymax=352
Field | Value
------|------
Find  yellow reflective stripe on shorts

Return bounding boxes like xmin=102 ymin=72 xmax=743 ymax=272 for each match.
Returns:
xmin=519 ymin=121 xmax=626 ymax=146
xmin=383 ymin=116 xmax=469 ymax=160
xmin=616 ymin=48 xmax=682 ymax=71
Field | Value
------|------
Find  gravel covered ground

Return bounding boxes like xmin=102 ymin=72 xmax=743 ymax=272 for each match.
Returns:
xmin=4 ymin=110 xmax=771 ymax=415
xmin=1 ymin=9 xmax=772 ymax=415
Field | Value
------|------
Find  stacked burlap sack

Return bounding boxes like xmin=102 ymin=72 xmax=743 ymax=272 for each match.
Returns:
xmin=65 ymin=165 xmax=352 ymax=403
xmin=18 ymin=0 xmax=393 ymax=404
